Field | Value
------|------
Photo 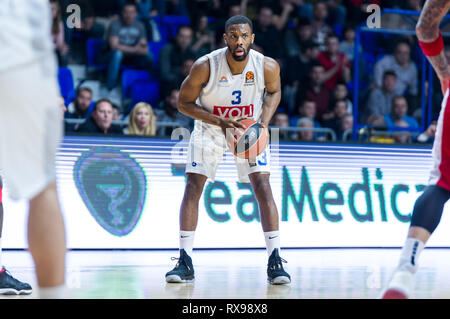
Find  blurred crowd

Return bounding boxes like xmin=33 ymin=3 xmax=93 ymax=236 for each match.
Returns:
xmin=51 ymin=0 xmax=438 ymax=144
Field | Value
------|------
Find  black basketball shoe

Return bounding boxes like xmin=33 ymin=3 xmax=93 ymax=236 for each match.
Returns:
xmin=0 ymin=267 xmax=32 ymax=295
xmin=165 ymin=249 xmax=195 ymax=283
xmin=267 ymin=249 xmax=291 ymax=285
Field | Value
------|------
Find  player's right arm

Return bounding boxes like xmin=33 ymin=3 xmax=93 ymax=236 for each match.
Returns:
xmin=177 ymin=57 xmax=245 ymax=134
xmin=416 ymin=0 xmax=450 ymax=92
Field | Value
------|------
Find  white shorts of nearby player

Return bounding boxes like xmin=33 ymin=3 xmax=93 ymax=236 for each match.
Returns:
xmin=0 ymin=54 xmax=62 ymax=200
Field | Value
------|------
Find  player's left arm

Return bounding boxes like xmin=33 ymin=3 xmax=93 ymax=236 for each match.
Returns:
xmin=416 ymin=0 xmax=450 ymax=82
xmin=260 ymin=56 xmax=281 ymax=127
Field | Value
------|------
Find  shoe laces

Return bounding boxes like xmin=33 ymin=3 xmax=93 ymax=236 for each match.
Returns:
xmin=269 ymin=256 xmax=287 ymax=270
xmin=171 ymin=256 xmax=190 ymax=270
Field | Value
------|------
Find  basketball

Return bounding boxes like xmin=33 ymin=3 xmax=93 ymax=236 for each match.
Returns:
xmin=228 ymin=118 xmax=269 ymax=159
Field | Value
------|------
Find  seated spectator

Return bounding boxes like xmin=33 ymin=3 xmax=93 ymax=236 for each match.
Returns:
xmin=67 ymin=87 xmax=94 ymax=119
xmin=291 ymin=99 xmax=324 ymax=140
xmin=252 ymin=6 xmax=284 ymax=60
xmin=268 ymin=0 xmax=299 ymax=32
xmin=155 ymin=88 xmax=193 ymax=137
xmin=121 ymin=0 xmax=163 ymax=42
xmin=311 ymin=1 xmax=333 ymax=49
xmin=392 ymin=119 xmax=412 ymax=144
xmin=191 ymin=12 xmax=216 ymax=58
xmin=124 ymin=102 xmax=157 ymax=136
xmin=331 ymin=82 xmax=353 ymax=114
xmin=50 ymin=0 xmax=69 ymax=67
xmin=103 ymin=3 xmax=152 ymax=91
xmin=76 ymin=99 xmax=123 ymax=135
xmin=296 ymin=63 xmax=332 ymax=121
xmin=284 ymin=40 xmax=319 ymax=113
xmin=283 ymin=18 xmax=313 ymax=58
xmin=270 ymin=112 xmax=291 ymax=141
xmin=159 ymin=26 xmax=196 ymax=92
xmin=365 ymin=70 xmax=397 ymax=121
xmin=339 ymin=26 xmax=358 ymax=63
xmin=317 ymin=34 xmax=351 ymax=90
xmin=296 ymin=117 xmax=315 ymax=142
xmin=322 ymin=99 xmax=349 ymax=133
xmin=71 ymin=0 xmax=105 ymax=39
xmin=112 ymin=103 xmax=122 ymax=121
xmin=325 ymin=0 xmax=348 ymax=26
xmin=373 ymin=41 xmax=418 ymax=97
xmin=337 ymin=114 xmax=353 ymax=141
xmin=384 ymin=96 xmax=419 ymax=129
xmin=164 ymin=58 xmax=195 ymax=95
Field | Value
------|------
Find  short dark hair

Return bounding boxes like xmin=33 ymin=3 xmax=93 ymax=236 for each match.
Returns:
xmin=94 ymin=98 xmax=113 ymax=112
xmin=77 ymin=87 xmax=93 ymax=96
xmin=383 ymin=70 xmax=397 ymax=79
xmin=300 ymin=40 xmax=319 ymax=54
xmin=225 ymin=15 xmax=253 ymax=33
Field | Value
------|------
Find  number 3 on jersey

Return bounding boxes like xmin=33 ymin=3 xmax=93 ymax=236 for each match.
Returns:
xmin=231 ymin=90 xmax=242 ymax=105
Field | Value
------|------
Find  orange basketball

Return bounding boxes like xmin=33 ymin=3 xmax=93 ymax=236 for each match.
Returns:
xmin=228 ymin=118 xmax=269 ymax=159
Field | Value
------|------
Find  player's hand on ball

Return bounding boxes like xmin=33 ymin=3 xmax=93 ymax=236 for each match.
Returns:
xmin=219 ymin=118 xmax=246 ymax=145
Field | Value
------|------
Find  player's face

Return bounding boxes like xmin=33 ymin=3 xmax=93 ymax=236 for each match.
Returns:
xmin=224 ymin=24 xmax=254 ymax=62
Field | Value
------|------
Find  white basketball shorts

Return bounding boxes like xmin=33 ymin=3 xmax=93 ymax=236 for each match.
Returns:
xmin=185 ymin=127 xmax=270 ymax=183
xmin=0 ymin=54 xmax=62 ymax=200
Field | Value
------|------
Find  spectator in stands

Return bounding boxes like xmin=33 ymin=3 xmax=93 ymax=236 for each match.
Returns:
xmin=392 ymin=119 xmax=412 ymax=144
xmin=296 ymin=63 xmax=332 ymax=121
xmin=284 ymin=40 xmax=319 ymax=113
xmin=50 ymin=0 xmax=69 ymax=67
xmin=252 ymin=7 xmax=284 ymax=60
xmin=325 ymin=0 xmax=348 ymax=26
xmin=159 ymin=26 xmax=196 ymax=92
xmin=322 ymin=99 xmax=349 ymax=133
xmin=103 ymin=3 xmax=152 ymax=92
xmin=331 ymin=82 xmax=353 ymax=114
xmin=191 ymin=12 xmax=216 ymax=58
xmin=67 ymin=87 xmax=93 ymax=119
xmin=365 ymin=70 xmax=397 ymax=121
xmin=76 ymin=99 xmax=123 ymax=135
xmin=121 ymin=0 xmax=163 ymax=42
xmin=71 ymin=0 xmax=105 ymax=39
xmin=91 ymin=0 xmax=123 ymax=19
xmin=267 ymin=0 xmax=298 ymax=32
xmin=124 ymin=102 xmax=157 ymax=136
xmin=155 ymin=88 xmax=192 ymax=137
xmin=337 ymin=114 xmax=354 ymax=141
xmin=296 ymin=117 xmax=315 ymax=142
xmin=317 ymin=34 xmax=351 ymax=90
xmin=283 ymin=18 xmax=314 ymax=57
xmin=112 ymin=103 xmax=122 ymax=121
xmin=339 ymin=26 xmax=358 ymax=62
xmin=311 ymin=1 xmax=333 ymax=49
xmin=373 ymin=41 xmax=418 ymax=97
xmin=385 ymin=96 xmax=419 ymax=129
xmin=212 ymin=2 xmax=244 ymax=47
xmin=270 ymin=112 xmax=291 ymax=141
xmin=160 ymin=0 xmax=189 ymax=16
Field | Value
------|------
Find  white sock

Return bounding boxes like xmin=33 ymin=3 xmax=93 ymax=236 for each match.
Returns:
xmin=398 ymin=238 xmax=425 ymax=273
xmin=264 ymin=231 xmax=280 ymax=256
xmin=180 ymin=230 xmax=195 ymax=256
xmin=38 ymin=285 xmax=68 ymax=299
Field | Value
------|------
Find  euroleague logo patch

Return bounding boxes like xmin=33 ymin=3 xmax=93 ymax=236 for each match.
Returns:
xmin=245 ymin=71 xmax=255 ymax=85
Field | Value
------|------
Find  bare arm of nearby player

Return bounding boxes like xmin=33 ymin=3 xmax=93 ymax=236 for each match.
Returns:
xmin=177 ymin=57 xmax=245 ymax=135
xmin=416 ymin=0 xmax=450 ymax=83
xmin=260 ymin=57 xmax=281 ymax=127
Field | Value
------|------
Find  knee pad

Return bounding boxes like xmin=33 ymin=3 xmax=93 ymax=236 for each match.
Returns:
xmin=410 ymin=185 xmax=450 ymax=234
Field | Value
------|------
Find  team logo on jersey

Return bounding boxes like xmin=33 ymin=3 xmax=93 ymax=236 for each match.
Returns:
xmin=213 ymin=104 xmax=254 ymax=118
xmin=74 ymin=148 xmax=147 ymax=237
xmin=245 ymin=71 xmax=255 ymax=84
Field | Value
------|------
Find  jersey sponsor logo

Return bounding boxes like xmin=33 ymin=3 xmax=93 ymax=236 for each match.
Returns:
xmin=213 ymin=104 xmax=254 ymax=118
xmin=74 ymin=148 xmax=147 ymax=237
xmin=219 ymin=76 xmax=229 ymax=85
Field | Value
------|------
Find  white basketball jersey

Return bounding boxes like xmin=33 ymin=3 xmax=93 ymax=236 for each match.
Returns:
xmin=195 ymin=47 xmax=266 ymax=134
xmin=0 ymin=0 xmax=54 ymax=73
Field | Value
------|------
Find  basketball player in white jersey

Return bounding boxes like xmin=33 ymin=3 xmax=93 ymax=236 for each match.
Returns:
xmin=382 ymin=0 xmax=450 ymax=298
xmin=0 ymin=0 xmax=67 ymax=298
xmin=165 ymin=15 xmax=291 ymax=284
